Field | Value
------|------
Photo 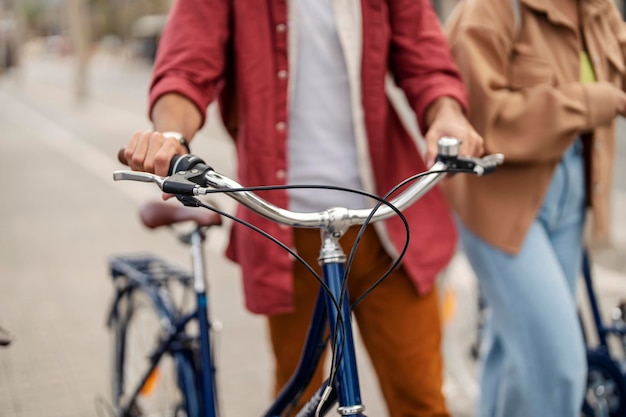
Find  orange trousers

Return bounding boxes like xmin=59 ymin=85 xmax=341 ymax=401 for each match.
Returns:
xmin=267 ymin=227 xmax=450 ymax=417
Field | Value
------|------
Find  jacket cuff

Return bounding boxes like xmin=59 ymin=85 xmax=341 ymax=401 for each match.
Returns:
xmin=582 ymin=83 xmax=617 ymax=129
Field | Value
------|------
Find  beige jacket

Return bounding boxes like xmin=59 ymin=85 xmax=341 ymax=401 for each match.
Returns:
xmin=445 ymin=0 xmax=626 ymax=254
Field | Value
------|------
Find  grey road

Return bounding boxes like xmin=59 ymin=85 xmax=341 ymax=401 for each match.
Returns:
xmin=0 ymin=42 xmax=624 ymax=417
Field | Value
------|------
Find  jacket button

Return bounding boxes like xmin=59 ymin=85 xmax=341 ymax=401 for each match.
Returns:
xmin=277 ymin=70 xmax=288 ymax=80
xmin=276 ymin=23 xmax=287 ymax=33
xmin=276 ymin=121 xmax=286 ymax=131
xmin=276 ymin=169 xmax=286 ymax=180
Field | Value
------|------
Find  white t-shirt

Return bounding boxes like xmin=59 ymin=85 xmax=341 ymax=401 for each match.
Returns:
xmin=287 ymin=0 xmax=366 ymax=212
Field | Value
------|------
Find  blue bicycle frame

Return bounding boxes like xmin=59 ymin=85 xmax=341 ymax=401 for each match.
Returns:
xmin=581 ymin=250 xmax=626 ymax=351
xmin=266 ymin=228 xmax=366 ymax=417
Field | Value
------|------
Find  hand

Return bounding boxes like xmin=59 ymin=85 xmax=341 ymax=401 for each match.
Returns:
xmin=423 ymin=97 xmax=484 ymax=166
xmin=123 ymin=130 xmax=188 ymax=177
xmin=610 ymin=85 xmax=626 ymax=117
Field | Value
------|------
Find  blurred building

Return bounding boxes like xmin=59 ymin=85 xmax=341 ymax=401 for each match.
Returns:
xmin=0 ymin=0 xmax=20 ymax=71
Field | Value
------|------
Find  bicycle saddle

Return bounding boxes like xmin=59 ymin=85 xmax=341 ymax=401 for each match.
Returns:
xmin=139 ymin=200 xmax=222 ymax=229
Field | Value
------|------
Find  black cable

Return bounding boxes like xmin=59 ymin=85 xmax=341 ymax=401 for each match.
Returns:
xmin=329 ymin=168 xmax=460 ymax=385
xmin=193 ymin=182 xmax=402 ymax=389
xmin=350 ymin=169 xmax=454 ymax=309
xmin=189 ymin=168 xmax=458 ymax=395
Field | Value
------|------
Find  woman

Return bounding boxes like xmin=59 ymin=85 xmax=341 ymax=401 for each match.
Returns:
xmin=445 ymin=0 xmax=626 ymax=416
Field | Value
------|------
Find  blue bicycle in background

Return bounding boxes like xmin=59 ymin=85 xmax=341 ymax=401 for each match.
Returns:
xmin=107 ymin=137 xmax=502 ymax=417
xmin=580 ymin=251 xmax=626 ymax=417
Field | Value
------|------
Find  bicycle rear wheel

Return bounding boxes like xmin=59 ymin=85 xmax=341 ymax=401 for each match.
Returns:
xmin=111 ymin=287 xmax=197 ymax=417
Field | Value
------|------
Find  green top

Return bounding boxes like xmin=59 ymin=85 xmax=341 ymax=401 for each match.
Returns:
xmin=580 ymin=51 xmax=597 ymax=83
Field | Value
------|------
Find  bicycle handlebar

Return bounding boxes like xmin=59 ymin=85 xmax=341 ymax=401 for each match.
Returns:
xmin=114 ymin=137 xmax=504 ymax=230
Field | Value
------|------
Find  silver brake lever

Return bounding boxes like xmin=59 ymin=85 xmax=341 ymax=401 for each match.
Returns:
xmin=470 ymin=153 xmax=505 ymax=176
xmin=112 ymin=170 xmax=165 ymax=190
xmin=481 ymin=153 xmax=505 ymax=165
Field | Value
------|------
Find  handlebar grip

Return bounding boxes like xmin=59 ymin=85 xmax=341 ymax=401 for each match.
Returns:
xmin=168 ymin=154 xmax=211 ymax=175
xmin=169 ymin=154 xmax=183 ymax=175
xmin=162 ymin=154 xmax=213 ymax=196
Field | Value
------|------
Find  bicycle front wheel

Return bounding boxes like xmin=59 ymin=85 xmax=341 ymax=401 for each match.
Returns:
xmin=581 ymin=351 xmax=626 ymax=417
xmin=111 ymin=287 xmax=197 ymax=417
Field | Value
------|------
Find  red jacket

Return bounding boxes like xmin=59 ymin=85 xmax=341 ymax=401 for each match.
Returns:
xmin=149 ymin=0 xmax=468 ymax=314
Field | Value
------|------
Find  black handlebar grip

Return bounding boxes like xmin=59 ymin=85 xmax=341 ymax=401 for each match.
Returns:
xmin=168 ymin=154 xmax=211 ymax=175
xmin=163 ymin=154 xmax=213 ymax=196
xmin=169 ymin=154 xmax=182 ymax=175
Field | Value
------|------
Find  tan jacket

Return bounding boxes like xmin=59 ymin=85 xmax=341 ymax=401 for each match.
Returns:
xmin=445 ymin=0 xmax=626 ymax=254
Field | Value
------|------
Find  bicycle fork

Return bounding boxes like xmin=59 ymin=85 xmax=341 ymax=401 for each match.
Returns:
xmin=272 ymin=228 xmax=367 ymax=417
xmin=190 ymin=228 xmax=220 ymax=417
xmin=318 ymin=228 xmax=366 ymax=417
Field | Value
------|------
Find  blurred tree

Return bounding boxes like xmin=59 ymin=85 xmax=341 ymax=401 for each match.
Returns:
xmin=67 ymin=0 xmax=90 ymax=99
xmin=89 ymin=0 xmax=171 ymax=41
xmin=19 ymin=0 xmax=46 ymax=36
xmin=17 ymin=0 xmax=172 ymax=42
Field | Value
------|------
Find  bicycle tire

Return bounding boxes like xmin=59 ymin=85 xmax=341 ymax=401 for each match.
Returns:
xmin=111 ymin=286 xmax=198 ymax=417
xmin=582 ymin=351 xmax=626 ymax=417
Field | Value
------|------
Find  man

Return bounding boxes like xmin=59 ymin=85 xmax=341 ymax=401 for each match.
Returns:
xmin=123 ymin=0 xmax=484 ymax=415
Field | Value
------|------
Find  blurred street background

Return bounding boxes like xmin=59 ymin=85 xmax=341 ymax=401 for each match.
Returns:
xmin=0 ymin=1 xmax=624 ymax=417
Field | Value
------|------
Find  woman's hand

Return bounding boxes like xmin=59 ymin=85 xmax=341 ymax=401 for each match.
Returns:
xmin=609 ymin=85 xmax=626 ymax=117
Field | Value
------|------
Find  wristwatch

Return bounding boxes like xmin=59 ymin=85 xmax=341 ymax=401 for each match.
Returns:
xmin=162 ymin=131 xmax=191 ymax=154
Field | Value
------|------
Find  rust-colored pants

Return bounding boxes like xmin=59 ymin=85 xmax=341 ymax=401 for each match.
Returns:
xmin=267 ymin=227 xmax=450 ymax=417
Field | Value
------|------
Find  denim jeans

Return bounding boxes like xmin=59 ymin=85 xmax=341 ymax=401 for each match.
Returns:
xmin=458 ymin=140 xmax=587 ymax=417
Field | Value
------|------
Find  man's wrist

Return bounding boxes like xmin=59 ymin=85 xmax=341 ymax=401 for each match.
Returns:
xmin=162 ymin=131 xmax=191 ymax=154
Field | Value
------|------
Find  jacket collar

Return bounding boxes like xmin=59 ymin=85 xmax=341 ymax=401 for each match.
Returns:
xmin=521 ymin=0 xmax=613 ymax=25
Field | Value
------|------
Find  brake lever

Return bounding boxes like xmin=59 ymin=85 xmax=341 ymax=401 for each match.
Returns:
xmin=438 ymin=153 xmax=504 ymax=176
xmin=464 ymin=153 xmax=505 ymax=175
xmin=112 ymin=170 xmax=205 ymax=196
xmin=113 ymin=171 xmax=165 ymax=189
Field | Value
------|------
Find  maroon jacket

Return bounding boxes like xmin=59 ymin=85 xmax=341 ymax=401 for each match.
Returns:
xmin=149 ymin=0 xmax=468 ymax=314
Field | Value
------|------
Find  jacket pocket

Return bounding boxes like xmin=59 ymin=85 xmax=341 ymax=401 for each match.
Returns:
xmin=509 ymin=54 xmax=554 ymax=89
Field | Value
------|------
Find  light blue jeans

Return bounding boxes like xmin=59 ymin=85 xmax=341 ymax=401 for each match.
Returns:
xmin=458 ymin=139 xmax=587 ymax=417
